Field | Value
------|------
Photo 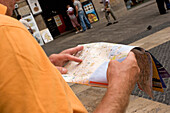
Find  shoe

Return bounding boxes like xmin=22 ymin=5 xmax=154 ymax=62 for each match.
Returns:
xmin=106 ymin=22 xmax=112 ymax=26
xmin=160 ymin=11 xmax=167 ymax=15
xmin=75 ymin=31 xmax=80 ymax=34
xmin=113 ymin=21 xmax=118 ymax=24
xmin=82 ymin=29 xmax=87 ymax=32
xmin=80 ymin=29 xmax=83 ymax=32
xmin=88 ymin=26 xmax=93 ymax=29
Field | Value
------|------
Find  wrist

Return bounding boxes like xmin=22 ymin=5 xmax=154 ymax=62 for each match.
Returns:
xmin=100 ymin=89 xmax=130 ymax=113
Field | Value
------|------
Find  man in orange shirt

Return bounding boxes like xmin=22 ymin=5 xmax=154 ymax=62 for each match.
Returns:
xmin=0 ymin=0 xmax=140 ymax=113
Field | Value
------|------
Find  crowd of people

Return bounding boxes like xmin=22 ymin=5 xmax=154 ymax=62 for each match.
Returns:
xmin=67 ymin=0 xmax=118 ymax=32
xmin=66 ymin=0 xmax=93 ymax=34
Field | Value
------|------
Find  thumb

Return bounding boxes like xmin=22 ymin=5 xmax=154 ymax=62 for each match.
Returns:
xmin=56 ymin=66 xmax=68 ymax=74
xmin=122 ymin=51 xmax=136 ymax=64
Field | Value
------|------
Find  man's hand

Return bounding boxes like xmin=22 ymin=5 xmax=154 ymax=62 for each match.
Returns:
xmin=107 ymin=52 xmax=140 ymax=93
xmin=49 ymin=46 xmax=83 ymax=74
xmin=94 ymin=52 xmax=140 ymax=113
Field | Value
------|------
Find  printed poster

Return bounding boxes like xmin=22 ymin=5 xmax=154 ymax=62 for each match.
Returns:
xmin=54 ymin=15 xmax=62 ymax=27
xmin=17 ymin=5 xmax=31 ymax=16
xmin=22 ymin=13 xmax=44 ymax=45
xmin=83 ymin=3 xmax=99 ymax=23
xmin=40 ymin=28 xmax=53 ymax=43
xmin=27 ymin=0 xmax=42 ymax=15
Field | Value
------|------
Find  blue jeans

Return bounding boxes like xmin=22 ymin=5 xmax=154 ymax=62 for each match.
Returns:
xmin=78 ymin=10 xmax=91 ymax=31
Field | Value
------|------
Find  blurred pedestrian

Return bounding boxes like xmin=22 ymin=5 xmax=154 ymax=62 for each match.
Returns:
xmin=66 ymin=5 xmax=82 ymax=34
xmin=17 ymin=15 xmax=40 ymax=43
xmin=72 ymin=0 xmax=92 ymax=32
xmin=164 ymin=0 xmax=170 ymax=10
xmin=100 ymin=0 xmax=118 ymax=26
xmin=17 ymin=15 xmax=33 ymax=34
xmin=126 ymin=0 xmax=133 ymax=9
xmin=156 ymin=0 xmax=166 ymax=15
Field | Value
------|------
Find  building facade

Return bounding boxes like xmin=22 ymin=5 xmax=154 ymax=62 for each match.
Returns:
xmin=15 ymin=0 xmax=130 ymax=40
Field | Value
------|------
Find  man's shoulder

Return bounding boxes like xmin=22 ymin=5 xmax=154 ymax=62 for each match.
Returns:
xmin=0 ymin=14 xmax=26 ymax=30
xmin=0 ymin=14 xmax=25 ymax=29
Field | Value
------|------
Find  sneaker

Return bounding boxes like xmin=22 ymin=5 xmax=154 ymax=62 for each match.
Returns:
xmin=75 ymin=31 xmax=80 ymax=34
xmin=90 ymin=26 xmax=93 ymax=29
xmin=81 ymin=29 xmax=87 ymax=32
xmin=160 ymin=11 xmax=167 ymax=15
xmin=106 ymin=22 xmax=112 ymax=26
xmin=113 ymin=21 xmax=118 ymax=24
xmin=88 ymin=26 xmax=93 ymax=29
xmin=80 ymin=29 xmax=83 ymax=32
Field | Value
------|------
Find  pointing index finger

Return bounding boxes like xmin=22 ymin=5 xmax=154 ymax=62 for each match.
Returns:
xmin=61 ymin=46 xmax=84 ymax=55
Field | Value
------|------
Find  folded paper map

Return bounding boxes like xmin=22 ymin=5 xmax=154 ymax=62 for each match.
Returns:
xmin=62 ymin=42 xmax=170 ymax=98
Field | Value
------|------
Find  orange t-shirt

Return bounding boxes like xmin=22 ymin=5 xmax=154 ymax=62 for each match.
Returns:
xmin=0 ymin=4 xmax=87 ymax=113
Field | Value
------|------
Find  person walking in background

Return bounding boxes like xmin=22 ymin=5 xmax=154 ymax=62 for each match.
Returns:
xmin=164 ymin=0 xmax=170 ymax=10
xmin=17 ymin=15 xmax=40 ymax=43
xmin=126 ymin=0 xmax=133 ymax=9
xmin=17 ymin=14 xmax=34 ymax=34
xmin=100 ymin=0 xmax=118 ymax=26
xmin=66 ymin=5 xmax=82 ymax=34
xmin=156 ymin=0 xmax=167 ymax=15
xmin=72 ymin=0 xmax=92 ymax=32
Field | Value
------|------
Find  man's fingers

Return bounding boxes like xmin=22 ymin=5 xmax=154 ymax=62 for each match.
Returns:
xmin=60 ymin=46 xmax=84 ymax=55
xmin=56 ymin=66 xmax=68 ymax=74
xmin=122 ymin=52 xmax=137 ymax=64
xmin=64 ymin=54 xmax=83 ymax=63
xmin=124 ymin=51 xmax=140 ymax=75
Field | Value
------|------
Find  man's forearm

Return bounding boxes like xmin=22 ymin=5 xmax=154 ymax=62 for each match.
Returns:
xmin=75 ymin=6 xmax=78 ymax=16
xmin=93 ymin=78 xmax=131 ymax=113
xmin=94 ymin=53 xmax=140 ymax=113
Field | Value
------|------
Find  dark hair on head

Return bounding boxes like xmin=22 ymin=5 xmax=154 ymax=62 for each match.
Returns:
xmin=17 ymin=15 xmax=22 ymax=20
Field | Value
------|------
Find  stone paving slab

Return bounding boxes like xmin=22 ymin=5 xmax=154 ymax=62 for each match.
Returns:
xmin=127 ymin=97 xmax=170 ymax=113
xmin=131 ymin=41 xmax=170 ymax=105
xmin=129 ymin=27 xmax=170 ymax=50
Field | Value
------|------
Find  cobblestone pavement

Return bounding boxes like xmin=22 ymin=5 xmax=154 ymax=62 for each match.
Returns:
xmin=132 ymin=41 xmax=170 ymax=105
xmin=42 ymin=0 xmax=170 ymax=108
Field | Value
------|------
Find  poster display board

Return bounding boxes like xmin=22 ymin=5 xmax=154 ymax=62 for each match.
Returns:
xmin=17 ymin=5 xmax=31 ymax=16
xmin=22 ymin=13 xmax=44 ymax=45
xmin=82 ymin=1 xmax=99 ymax=23
xmin=54 ymin=15 xmax=63 ymax=27
xmin=40 ymin=28 xmax=53 ymax=43
xmin=27 ymin=0 xmax=42 ymax=15
xmin=53 ymin=15 xmax=66 ymax=33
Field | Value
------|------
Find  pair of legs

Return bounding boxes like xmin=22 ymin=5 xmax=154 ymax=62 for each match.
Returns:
xmin=70 ymin=16 xmax=82 ymax=33
xmin=156 ymin=0 xmax=166 ymax=14
xmin=105 ymin=5 xmax=118 ymax=26
xmin=164 ymin=0 xmax=170 ymax=10
xmin=78 ymin=10 xmax=91 ymax=31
